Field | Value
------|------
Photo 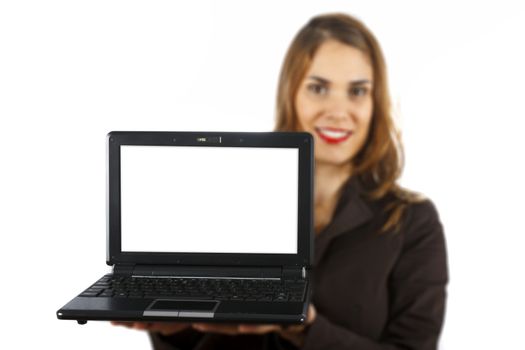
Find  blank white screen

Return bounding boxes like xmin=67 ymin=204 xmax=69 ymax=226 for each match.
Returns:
xmin=120 ymin=145 xmax=298 ymax=254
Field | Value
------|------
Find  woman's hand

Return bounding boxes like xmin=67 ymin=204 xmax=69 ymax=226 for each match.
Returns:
xmin=191 ymin=323 xmax=281 ymax=335
xmin=112 ymin=303 xmax=316 ymax=343
xmin=192 ymin=303 xmax=316 ymax=348
xmin=110 ymin=321 xmax=190 ymax=336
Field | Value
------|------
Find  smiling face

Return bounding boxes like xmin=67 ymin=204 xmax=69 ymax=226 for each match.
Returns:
xmin=295 ymin=40 xmax=374 ymax=167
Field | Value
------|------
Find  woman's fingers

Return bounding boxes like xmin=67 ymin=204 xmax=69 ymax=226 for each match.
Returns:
xmin=192 ymin=323 xmax=241 ymax=335
xmin=111 ymin=321 xmax=190 ymax=335
xmin=237 ymin=324 xmax=282 ymax=334
xmin=112 ymin=320 xmax=284 ymax=336
xmin=192 ymin=323 xmax=282 ymax=335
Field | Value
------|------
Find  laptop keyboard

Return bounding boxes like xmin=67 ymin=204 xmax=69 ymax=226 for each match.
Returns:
xmin=80 ymin=275 xmax=307 ymax=302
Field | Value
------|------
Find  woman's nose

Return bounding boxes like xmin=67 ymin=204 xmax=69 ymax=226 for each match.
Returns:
xmin=325 ymin=92 xmax=350 ymax=120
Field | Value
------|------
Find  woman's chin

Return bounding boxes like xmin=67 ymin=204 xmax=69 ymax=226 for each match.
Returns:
xmin=315 ymin=154 xmax=353 ymax=168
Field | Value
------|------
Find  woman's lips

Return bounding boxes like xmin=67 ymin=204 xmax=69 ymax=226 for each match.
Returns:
xmin=315 ymin=127 xmax=352 ymax=144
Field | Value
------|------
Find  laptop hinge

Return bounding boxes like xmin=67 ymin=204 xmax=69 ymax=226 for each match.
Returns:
xmin=130 ymin=265 xmax=281 ymax=279
xmin=113 ymin=264 xmax=135 ymax=276
xmin=282 ymin=266 xmax=306 ymax=280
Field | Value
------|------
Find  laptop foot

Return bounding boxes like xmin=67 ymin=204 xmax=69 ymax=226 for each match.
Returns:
xmin=77 ymin=320 xmax=87 ymax=325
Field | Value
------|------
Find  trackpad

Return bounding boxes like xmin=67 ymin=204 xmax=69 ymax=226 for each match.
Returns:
xmin=144 ymin=300 xmax=219 ymax=318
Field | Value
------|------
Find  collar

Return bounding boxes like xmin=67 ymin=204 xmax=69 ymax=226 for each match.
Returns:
xmin=314 ymin=176 xmax=374 ymax=266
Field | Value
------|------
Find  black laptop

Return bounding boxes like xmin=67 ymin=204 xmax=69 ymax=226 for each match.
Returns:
xmin=57 ymin=131 xmax=313 ymax=325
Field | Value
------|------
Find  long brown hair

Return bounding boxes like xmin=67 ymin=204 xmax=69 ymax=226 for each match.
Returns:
xmin=275 ymin=13 xmax=421 ymax=232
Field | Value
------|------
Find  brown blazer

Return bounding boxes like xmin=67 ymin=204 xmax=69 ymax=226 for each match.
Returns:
xmin=150 ymin=178 xmax=448 ymax=350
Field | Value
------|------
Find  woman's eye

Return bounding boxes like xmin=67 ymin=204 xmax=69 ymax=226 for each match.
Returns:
xmin=349 ymin=86 xmax=368 ymax=97
xmin=307 ymin=84 xmax=328 ymax=95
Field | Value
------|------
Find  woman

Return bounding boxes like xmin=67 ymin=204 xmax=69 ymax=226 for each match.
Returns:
xmin=114 ymin=13 xmax=448 ymax=350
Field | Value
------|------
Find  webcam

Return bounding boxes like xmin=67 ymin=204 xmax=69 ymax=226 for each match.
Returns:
xmin=196 ymin=136 xmax=222 ymax=144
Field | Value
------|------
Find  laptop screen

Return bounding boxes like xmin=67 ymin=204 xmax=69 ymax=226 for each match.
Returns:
xmin=120 ymin=145 xmax=299 ymax=254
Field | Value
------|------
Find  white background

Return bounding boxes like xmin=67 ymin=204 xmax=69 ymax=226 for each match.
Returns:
xmin=1 ymin=1 xmax=524 ymax=349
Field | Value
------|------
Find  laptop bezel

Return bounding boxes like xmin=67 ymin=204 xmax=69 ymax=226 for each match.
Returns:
xmin=106 ymin=131 xmax=313 ymax=268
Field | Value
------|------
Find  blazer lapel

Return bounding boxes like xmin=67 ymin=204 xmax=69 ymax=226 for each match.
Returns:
xmin=314 ymin=178 xmax=373 ymax=266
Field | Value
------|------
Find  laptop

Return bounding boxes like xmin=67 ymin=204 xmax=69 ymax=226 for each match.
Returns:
xmin=57 ymin=131 xmax=313 ymax=325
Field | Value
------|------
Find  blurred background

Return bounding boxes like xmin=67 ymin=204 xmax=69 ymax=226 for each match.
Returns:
xmin=1 ymin=1 xmax=524 ymax=348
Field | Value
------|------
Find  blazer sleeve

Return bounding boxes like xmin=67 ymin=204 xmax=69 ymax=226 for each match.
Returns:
xmin=301 ymin=200 xmax=449 ymax=350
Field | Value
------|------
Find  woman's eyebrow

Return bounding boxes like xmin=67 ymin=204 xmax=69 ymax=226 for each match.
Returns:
xmin=308 ymin=75 xmax=330 ymax=84
xmin=349 ymin=79 xmax=372 ymax=86
xmin=307 ymin=76 xmax=372 ymax=86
